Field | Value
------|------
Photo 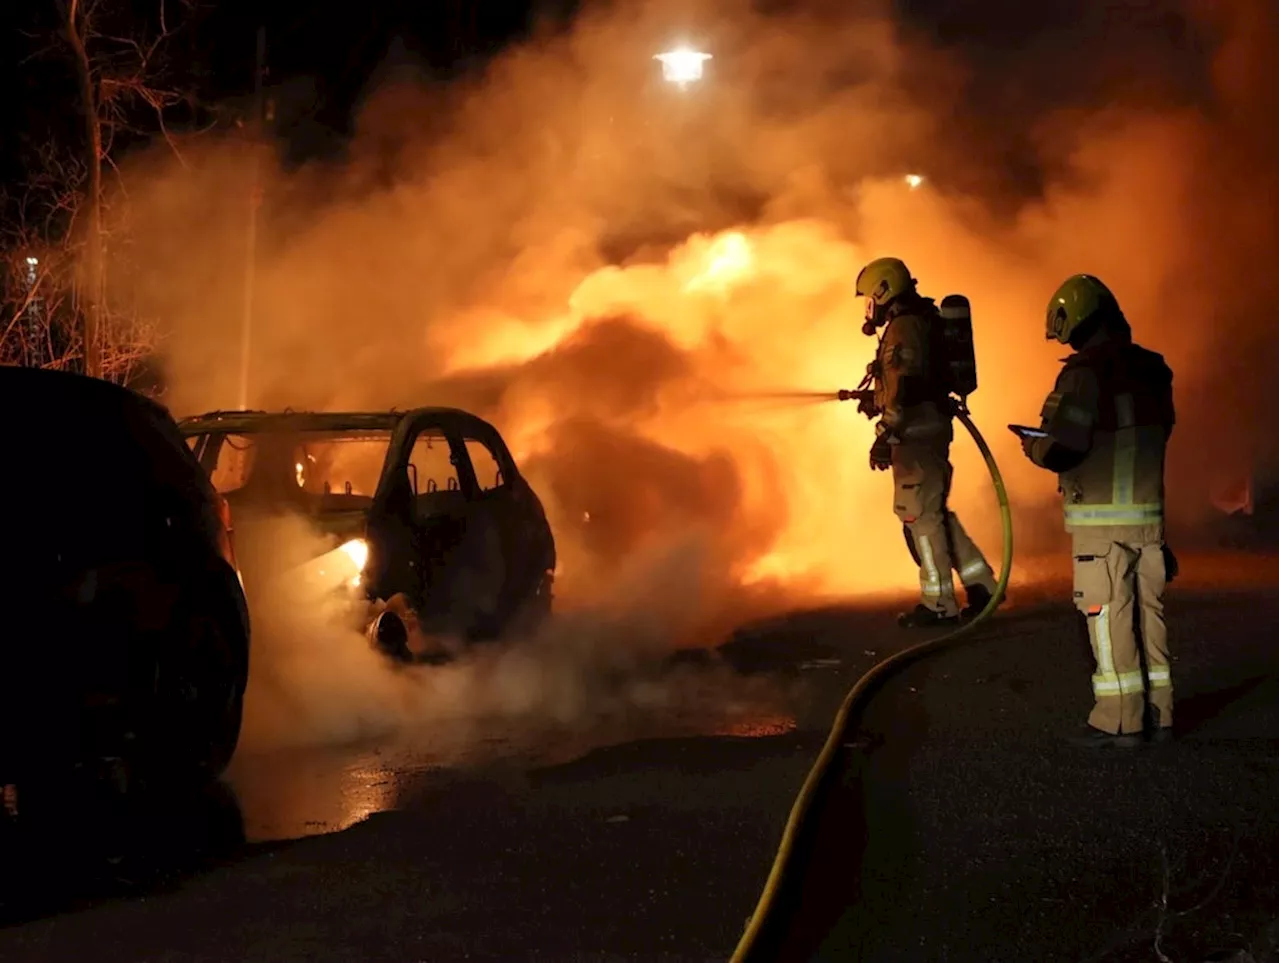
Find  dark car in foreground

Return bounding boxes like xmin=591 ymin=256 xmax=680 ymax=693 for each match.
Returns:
xmin=179 ymin=407 xmax=556 ymax=661
xmin=0 ymin=368 xmax=250 ymax=826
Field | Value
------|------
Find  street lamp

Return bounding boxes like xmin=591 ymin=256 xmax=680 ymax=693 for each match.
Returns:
xmin=904 ymin=173 xmax=925 ymax=190
xmin=654 ymin=48 xmax=711 ymax=87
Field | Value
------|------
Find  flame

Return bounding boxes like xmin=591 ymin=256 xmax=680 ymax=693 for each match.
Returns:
xmin=438 ymin=221 xmax=974 ymax=602
xmin=682 ymin=232 xmax=754 ymax=295
xmin=741 ymin=551 xmax=797 ymax=586
xmin=709 ymin=714 xmax=797 ymax=738
xmin=274 ymin=537 xmax=370 ymax=598
xmin=425 ymin=228 xmax=884 ymax=606
xmin=142 ymin=0 xmax=1273 ymax=616
xmin=339 ymin=538 xmax=370 ymax=572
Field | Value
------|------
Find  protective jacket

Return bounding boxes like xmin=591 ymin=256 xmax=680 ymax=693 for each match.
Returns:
xmin=873 ymin=294 xmax=996 ymax=618
xmin=873 ymin=297 xmax=951 ymax=442
xmin=1029 ymin=328 xmax=1176 ymax=734
xmin=1029 ymin=334 xmax=1175 ymax=541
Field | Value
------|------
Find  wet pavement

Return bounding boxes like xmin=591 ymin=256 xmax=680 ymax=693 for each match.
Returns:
xmin=0 ymin=552 xmax=1275 ymax=962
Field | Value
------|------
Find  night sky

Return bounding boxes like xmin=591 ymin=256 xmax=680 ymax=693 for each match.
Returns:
xmin=0 ymin=0 xmax=1246 ymax=205
xmin=0 ymin=0 xmax=560 ymax=187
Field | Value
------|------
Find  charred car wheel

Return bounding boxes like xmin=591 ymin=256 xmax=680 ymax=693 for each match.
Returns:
xmin=368 ymin=609 xmax=412 ymax=662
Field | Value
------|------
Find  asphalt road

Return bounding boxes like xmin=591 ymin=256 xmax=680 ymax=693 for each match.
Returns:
xmin=0 ymin=552 xmax=1275 ymax=963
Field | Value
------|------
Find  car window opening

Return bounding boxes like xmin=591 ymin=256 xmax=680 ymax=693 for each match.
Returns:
xmin=205 ymin=430 xmax=396 ymax=510
xmin=408 ymin=432 xmax=460 ymax=497
xmin=464 ymin=438 xmax=505 ymax=492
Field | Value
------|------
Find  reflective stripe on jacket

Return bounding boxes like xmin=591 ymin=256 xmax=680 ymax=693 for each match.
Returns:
xmin=1037 ymin=339 xmax=1175 ymax=535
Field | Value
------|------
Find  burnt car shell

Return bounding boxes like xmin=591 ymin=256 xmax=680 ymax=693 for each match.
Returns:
xmin=180 ymin=407 xmax=557 ymax=650
xmin=1 ymin=368 xmax=250 ymax=815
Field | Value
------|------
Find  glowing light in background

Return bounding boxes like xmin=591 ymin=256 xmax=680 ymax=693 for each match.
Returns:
xmin=277 ymin=536 xmax=371 ymax=596
xmin=904 ymin=173 xmax=925 ymax=190
xmin=339 ymin=538 xmax=369 ymax=572
xmin=654 ymin=48 xmax=712 ymax=86
xmin=682 ymin=231 xmax=753 ymax=294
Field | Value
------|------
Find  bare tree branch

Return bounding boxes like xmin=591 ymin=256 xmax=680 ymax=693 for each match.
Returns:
xmin=3 ymin=0 xmax=206 ymax=386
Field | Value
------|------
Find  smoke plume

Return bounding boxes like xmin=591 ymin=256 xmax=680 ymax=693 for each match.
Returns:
xmin=233 ymin=513 xmax=792 ymax=753
xmin=111 ymin=0 xmax=1274 ymax=610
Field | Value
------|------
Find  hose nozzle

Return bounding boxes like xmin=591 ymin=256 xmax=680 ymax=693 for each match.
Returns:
xmin=837 ymin=388 xmax=872 ymax=402
xmin=837 ymin=388 xmax=879 ymax=419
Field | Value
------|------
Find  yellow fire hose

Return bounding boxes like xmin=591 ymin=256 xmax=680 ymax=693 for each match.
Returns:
xmin=729 ymin=403 xmax=1014 ymax=962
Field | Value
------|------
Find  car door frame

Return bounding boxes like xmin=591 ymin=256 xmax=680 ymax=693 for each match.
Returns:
xmin=368 ymin=410 xmax=476 ymax=607
xmin=451 ymin=413 xmax=555 ymax=609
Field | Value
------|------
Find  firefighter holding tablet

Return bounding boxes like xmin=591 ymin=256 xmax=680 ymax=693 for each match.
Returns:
xmin=1020 ymin=274 xmax=1177 ymax=748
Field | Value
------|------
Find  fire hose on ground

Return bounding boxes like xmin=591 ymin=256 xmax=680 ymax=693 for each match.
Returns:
xmin=728 ymin=394 xmax=1015 ymax=963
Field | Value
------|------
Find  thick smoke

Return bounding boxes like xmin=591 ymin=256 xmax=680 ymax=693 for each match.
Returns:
xmin=233 ymin=513 xmax=791 ymax=753
xmin=112 ymin=0 xmax=1273 ymax=612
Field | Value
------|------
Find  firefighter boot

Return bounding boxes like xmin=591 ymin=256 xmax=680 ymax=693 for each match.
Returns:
xmin=1066 ymin=725 xmax=1144 ymax=749
xmin=1145 ymin=704 xmax=1176 ymax=744
xmin=897 ymin=604 xmax=960 ymax=629
xmin=960 ymin=584 xmax=1000 ymax=622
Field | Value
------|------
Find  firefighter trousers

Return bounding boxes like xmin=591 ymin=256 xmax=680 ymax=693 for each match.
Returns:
xmin=1071 ymin=532 xmax=1172 ymax=734
xmin=891 ymin=438 xmax=998 ymax=617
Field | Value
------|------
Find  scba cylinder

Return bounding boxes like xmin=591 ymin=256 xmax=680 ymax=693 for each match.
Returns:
xmin=939 ymin=294 xmax=979 ymax=398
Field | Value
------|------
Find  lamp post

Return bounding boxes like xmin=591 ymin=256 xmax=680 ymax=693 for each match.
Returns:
xmin=653 ymin=47 xmax=712 ymax=88
xmin=238 ymin=26 xmax=266 ymax=411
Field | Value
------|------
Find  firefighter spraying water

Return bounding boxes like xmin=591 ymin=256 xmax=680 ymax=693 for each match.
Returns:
xmin=730 ymin=265 xmax=1015 ymax=961
xmin=839 ymin=257 xmax=1001 ymax=627
xmin=710 ymin=258 xmax=1012 ymax=623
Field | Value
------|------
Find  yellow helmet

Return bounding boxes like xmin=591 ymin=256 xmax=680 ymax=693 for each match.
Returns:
xmin=855 ymin=257 xmax=916 ymax=333
xmin=855 ymin=257 xmax=915 ymax=305
xmin=1045 ymin=274 xmax=1120 ymax=344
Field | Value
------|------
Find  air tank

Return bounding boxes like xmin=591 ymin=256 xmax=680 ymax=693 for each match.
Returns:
xmin=938 ymin=294 xmax=978 ymax=398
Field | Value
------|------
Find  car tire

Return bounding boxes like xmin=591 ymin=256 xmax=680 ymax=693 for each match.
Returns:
xmin=147 ymin=568 xmax=249 ymax=789
xmin=368 ymin=608 xmax=413 ymax=663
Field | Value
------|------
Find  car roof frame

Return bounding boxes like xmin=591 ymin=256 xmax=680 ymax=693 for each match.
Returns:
xmin=179 ymin=406 xmax=524 ymax=491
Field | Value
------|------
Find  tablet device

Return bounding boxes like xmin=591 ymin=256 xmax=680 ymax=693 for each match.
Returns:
xmin=1008 ymin=424 xmax=1049 ymax=439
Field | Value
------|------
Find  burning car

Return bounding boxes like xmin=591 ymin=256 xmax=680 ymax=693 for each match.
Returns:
xmin=179 ymin=407 xmax=557 ymax=661
xmin=1 ymin=368 xmax=250 ymax=822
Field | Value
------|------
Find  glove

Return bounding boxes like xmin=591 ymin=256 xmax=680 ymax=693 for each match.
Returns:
xmin=869 ymin=435 xmax=892 ymax=471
